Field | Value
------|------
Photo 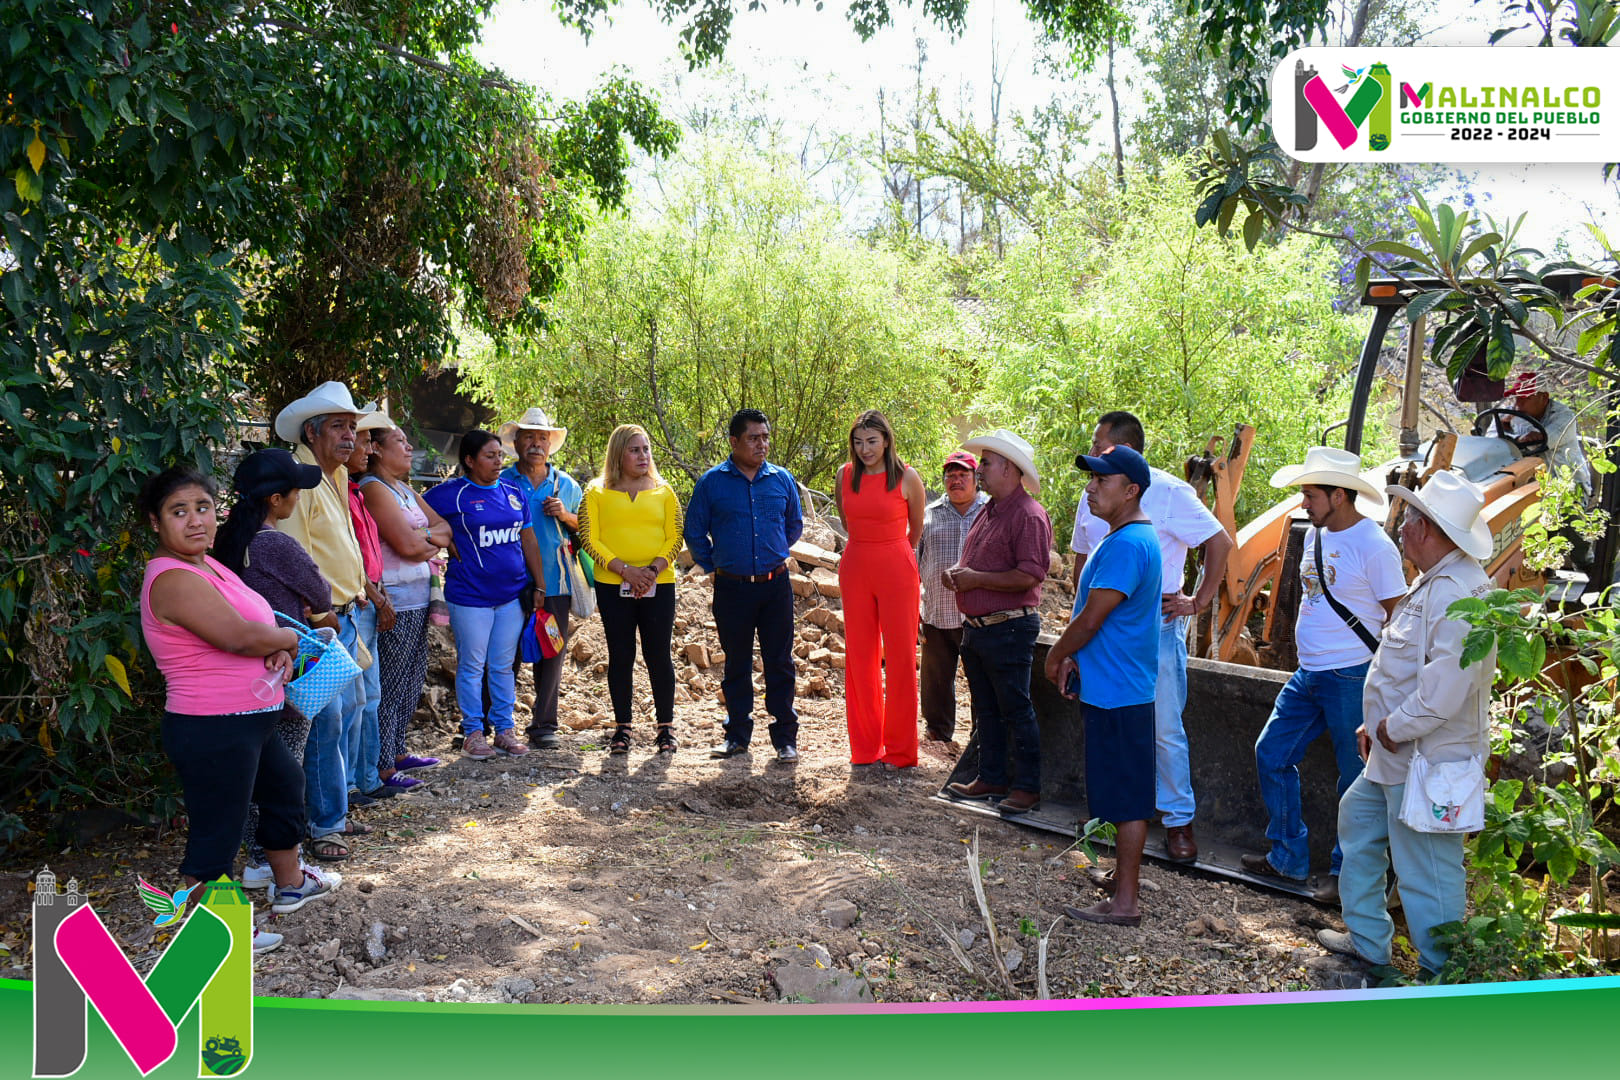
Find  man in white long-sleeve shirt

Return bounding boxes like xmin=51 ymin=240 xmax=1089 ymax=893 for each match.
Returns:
xmin=1318 ymin=472 xmax=1498 ymax=978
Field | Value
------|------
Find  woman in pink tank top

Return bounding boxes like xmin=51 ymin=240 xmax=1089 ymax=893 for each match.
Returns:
xmin=835 ymin=411 xmax=926 ymax=768
xmin=139 ymin=468 xmax=338 ymax=930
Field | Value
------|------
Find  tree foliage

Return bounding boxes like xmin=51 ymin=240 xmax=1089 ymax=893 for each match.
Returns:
xmin=460 ymin=145 xmax=962 ymax=494
xmin=0 ymin=0 xmax=673 ymax=839
xmin=969 ymin=160 xmax=1368 ymax=526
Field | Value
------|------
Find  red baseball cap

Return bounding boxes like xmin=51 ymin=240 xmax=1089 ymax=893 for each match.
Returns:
xmin=1505 ymin=371 xmax=1542 ymax=398
xmin=943 ymin=450 xmax=979 ymax=472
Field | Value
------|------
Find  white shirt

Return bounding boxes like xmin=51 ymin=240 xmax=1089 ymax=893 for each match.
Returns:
xmin=1509 ymin=399 xmax=1591 ymax=494
xmin=1295 ymin=516 xmax=1407 ymax=671
xmin=1070 ymin=466 xmax=1223 ymax=594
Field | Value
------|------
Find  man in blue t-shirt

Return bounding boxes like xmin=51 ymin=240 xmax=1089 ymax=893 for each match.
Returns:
xmin=1045 ymin=445 xmax=1162 ymax=928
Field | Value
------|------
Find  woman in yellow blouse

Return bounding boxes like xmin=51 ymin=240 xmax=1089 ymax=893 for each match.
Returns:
xmin=579 ymin=424 xmax=685 ymax=754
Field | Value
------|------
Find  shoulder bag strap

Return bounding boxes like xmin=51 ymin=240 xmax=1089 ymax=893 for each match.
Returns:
xmin=1313 ymin=526 xmax=1382 ymax=654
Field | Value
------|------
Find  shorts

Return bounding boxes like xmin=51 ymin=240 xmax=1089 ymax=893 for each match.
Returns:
xmin=1083 ymin=700 xmax=1155 ymax=823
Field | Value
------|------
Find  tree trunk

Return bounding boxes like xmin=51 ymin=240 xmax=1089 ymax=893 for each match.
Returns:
xmin=1106 ymin=33 xmax=1126 ymax=190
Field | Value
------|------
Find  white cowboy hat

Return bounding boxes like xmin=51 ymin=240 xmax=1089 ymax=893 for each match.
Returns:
xmin=498 ymin=407 xmax=567 ymax=457
xmin=1386 ymin=472 xmax=1494 ymax=561
xmin=1269 ymin=446 xmax=1386 ymax=508
xmin=961 ymin=429 xmax=1040 ymax=495
xmin=273 ymin=381 xmax=377 ymax=443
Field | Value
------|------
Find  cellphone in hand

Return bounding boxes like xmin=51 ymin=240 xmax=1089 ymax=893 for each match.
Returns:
xmin=1065 ymin=669 xmax=1081 ymax=697
xmin=619 ymin=581 xmax=636 ymax=598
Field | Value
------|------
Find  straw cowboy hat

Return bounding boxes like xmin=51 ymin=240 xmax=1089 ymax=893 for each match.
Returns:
xmin=498 ymin=407 xmax=567 ymax=456
xmin=273 ymin=381 xmax=377 ymax=443
xmin=961 ymin=429 xmax=1040 ymax=495
xmin=1269 ymin=446 xmax=1386 ymax=508
xmin=356 ymin=409 xmax=396 ymax=433
xmin=1385 ymin=472 xmax=1494 ymax=561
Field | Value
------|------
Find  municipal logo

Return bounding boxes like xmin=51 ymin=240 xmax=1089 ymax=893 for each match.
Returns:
xmin=1272 ymin=48 xmax=1618 ymax=163
xmin=30 ymin=868 xmax=256 ymax=1077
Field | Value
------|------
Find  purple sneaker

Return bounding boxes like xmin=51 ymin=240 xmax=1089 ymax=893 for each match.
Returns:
xmin=394 ymin=755 xmax=441 ymax=771
xmin=381 ymin=772 xmax=424 ymax=792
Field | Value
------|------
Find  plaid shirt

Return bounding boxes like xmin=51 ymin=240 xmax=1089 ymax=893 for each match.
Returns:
xmin=917 ymin=492 xmax=987 ymax=629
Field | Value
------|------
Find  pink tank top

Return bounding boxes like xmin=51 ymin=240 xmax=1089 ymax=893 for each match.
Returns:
xmin=141 ymin=555 xmax=282 ymax=715
xmin=840 ymin=463 xmax=912 ymax=544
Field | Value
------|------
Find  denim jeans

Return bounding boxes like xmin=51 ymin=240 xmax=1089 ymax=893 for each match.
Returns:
xmin=450 ymin=598 xmax=523 ymax=736
xmin=346 ymin=602 xmax=383 ymax=794
xmin=959 ymin=614 xmax=1040 ymax=793
xmin=1338 ymin=773 xmax=1466 ymax=974
xmin=1253 ymin=662 xmax=1369 ymax=879
xmin=303 ymin=609 xmax=363 ymax=839
xmin=1154 ymin=616 xmax=1195 ymax=827
xmin=711 ymin=574 xmax=798 ymax=749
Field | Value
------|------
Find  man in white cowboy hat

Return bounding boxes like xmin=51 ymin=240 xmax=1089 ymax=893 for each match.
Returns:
xmin=942 ymin=430 xmax=1052 ymax=815
xmin=1318 ymin=472 xmax=1497 ymax=977
xmin=1242 ymin=446 xmax=1407 ymax=901
xmin=1068 ymin=410 xmax=1234 ymax=865
xmin=272 ymin=380 xmax=378 ymax=865
xmin=497 ymin=408 xmax=581 ymax=749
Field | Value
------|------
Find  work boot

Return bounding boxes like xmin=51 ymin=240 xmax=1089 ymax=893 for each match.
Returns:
xmin=997 ymin=790 xmax=1040 ymax=815
xmin=1240 ymin=853 xmax=1306 ymax=883
xmin=945 ymin=777 xmax=1008 ymax=802
xmin=1311 ymin=875 xmax=1341 ymax=905
xmin=1164 ymin=824 xmax=1198 ymax=863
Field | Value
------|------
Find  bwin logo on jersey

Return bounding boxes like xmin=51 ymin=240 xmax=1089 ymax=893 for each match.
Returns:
xmin=478 ymin=524 xmax=521 ymax=547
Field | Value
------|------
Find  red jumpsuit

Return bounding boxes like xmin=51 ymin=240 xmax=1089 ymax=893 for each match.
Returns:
xmin=838 ymin=464 xmax=920 ymax=767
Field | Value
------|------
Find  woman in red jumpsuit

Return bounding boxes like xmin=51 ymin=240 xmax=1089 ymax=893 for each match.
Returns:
xmin=836 ymin=411 xmax=926 ymax=768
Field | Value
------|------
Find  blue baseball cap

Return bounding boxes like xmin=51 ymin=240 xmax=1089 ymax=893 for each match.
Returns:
xmin=1075 ymin=444 xmax=1152 ymax=492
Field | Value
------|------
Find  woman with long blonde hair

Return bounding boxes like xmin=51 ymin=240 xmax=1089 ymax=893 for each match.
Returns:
xmin=578 ymin=425 xmax=685 ymax=754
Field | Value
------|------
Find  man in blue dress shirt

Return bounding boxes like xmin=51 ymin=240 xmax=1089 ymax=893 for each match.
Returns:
xmin=684 ymin=409 xmax=805 ymax=762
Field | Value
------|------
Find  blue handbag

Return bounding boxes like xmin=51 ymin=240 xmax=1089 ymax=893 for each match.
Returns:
xmin=275 ymin=613 xmax=363 ymax=720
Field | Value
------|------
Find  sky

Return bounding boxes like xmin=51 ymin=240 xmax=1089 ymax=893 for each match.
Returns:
xmin=471 ymin=0 xmax=1618 ymax=259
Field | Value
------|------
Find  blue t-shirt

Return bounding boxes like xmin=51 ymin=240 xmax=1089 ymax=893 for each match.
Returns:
xmin=1072 ymin=520 xmax=1162 ymax=708
xmin=499 ymin=464 xmax=583 ymax=597
xmin=423 ymin=477 xmax=533 ymax=608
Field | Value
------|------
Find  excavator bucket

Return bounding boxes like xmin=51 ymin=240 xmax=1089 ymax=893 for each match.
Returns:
xmin=937 ymin=635 xmax=1345 ymax=898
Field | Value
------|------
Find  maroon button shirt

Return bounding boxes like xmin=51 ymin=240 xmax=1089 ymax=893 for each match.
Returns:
xmin=953 ymin=487 xmax=1051 ymax=618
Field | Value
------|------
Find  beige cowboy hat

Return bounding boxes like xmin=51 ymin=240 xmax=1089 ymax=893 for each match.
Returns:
xmin=961 ymin=429 xmax=1040 ymax=495
xmin=356 ymin=409 xmax=397 ymax=433
xmin=273 ymin=381 xmax=377 ymax=443
xmin=1386 ymin=472 xmax=1494 ymax=561
xmin=498 ymin=407 xmax=567 ymax=456
xmin=1269 ymin=446 xmax=1386 ymax=509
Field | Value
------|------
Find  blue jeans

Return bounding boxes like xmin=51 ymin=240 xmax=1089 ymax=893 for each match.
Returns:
xmin=1155 ymin=617 xmax=1195 ymax=827
xmin=303 ymin=610 xmax=363 ymax=839
xmin=345 ymin=602 xmax=383 ymax=794
xmin=711 ymin=574 xmax=798 ymax=749
xmin=1253 ymin=662 xmax=1369 ymax=879
xmin=1338 ymin=773 xmax=1466 ymax=974
xmin=450 ymin=598 xmax=523 ymax=736
xmin=959 ymin=614 xmax=1041 ymax=793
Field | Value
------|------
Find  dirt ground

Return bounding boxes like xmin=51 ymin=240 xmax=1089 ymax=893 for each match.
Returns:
xmin=2 ymin=535 xmax=1392 ymax=1004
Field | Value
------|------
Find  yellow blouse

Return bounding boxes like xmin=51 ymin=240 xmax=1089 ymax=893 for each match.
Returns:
xmin=578 ymin=481 xmax=684 ymax=585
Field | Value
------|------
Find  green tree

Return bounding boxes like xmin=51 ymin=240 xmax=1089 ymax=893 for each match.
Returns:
xmin=969 ymin=160 xmax=1369 ymax=527
xmin=0 ymin=1 xmax=673 ymax=840
xmin=460 ymin=144 xmax=962 ymax=493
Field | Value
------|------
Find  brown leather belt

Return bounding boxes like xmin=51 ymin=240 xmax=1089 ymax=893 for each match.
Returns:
xmin=962 ymin=606 xmax=1038 ymax=628
xmin=714 ymin=566 xmax=787 ymax=583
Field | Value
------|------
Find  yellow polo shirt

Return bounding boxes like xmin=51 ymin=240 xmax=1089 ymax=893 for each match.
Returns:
xmin=273 ymin=444 xmax=367 ymax=607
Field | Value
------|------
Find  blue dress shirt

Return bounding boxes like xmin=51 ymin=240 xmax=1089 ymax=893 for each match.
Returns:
xmin=499 ymin=464 xmax=583 ymax=597
xmin=683 ymin=458 xmax=804 ymax=576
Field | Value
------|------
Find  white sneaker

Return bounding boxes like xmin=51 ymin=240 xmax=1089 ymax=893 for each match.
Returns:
xmin=241 ymin=863 xmax=274 ymax=890
xmin=252 ymin=928 xmax=284 ymax=954
xmin=271 ymin=865 xmax=343 ymax=915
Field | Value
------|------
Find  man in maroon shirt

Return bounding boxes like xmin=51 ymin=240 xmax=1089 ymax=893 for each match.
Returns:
xmin=942 ymin=431 xmax=1052 ymax=814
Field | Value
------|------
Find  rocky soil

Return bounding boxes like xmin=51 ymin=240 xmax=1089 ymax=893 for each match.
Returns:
xmin=1 ymin=518 xmax=1391 ymax=1002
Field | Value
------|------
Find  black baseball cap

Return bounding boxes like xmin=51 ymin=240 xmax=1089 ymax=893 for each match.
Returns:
xmin=1075 ymin=444 xmax=1152 ymax=492
xmin=234 ymin=448 xmax=323 ymax=500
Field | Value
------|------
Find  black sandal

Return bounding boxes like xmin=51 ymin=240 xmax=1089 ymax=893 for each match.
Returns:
xmin=609 ymin=725 xmax=632 ymax=755
xmin=656 ymin=725 xmax=678 ymax=754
